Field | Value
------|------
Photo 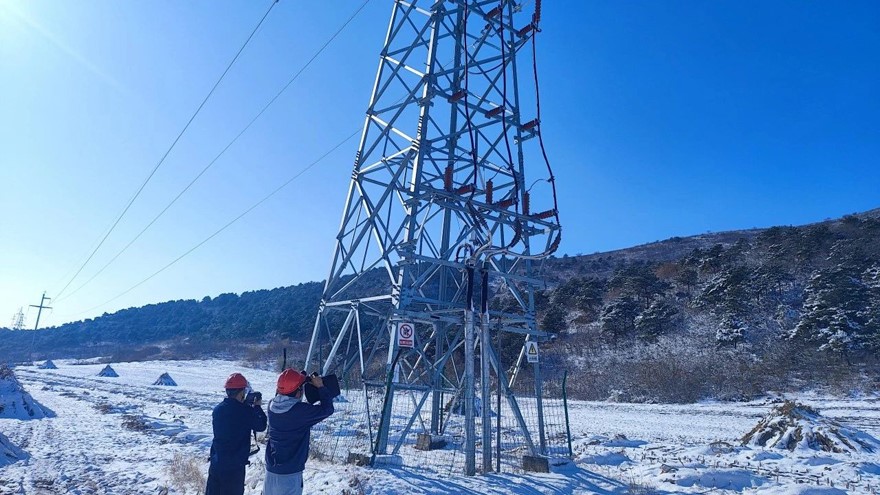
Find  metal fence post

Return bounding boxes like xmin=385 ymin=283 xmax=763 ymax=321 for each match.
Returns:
xmin=563 ymin=370 xmax=573 ymax=458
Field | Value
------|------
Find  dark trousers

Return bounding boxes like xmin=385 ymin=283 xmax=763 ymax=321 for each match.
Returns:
xmin=205 ymin=463 xmax=246 ymax=495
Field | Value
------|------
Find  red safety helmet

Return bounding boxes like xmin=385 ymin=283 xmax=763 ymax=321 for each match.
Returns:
xmin=224 ymin=372 xmax=249 ymax=390
xmin=277 ymin=369 xmax=307 ymax=395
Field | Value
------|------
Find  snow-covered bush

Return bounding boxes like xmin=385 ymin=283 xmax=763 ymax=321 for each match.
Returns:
xmin=742 ymin=400 xmax=880 ymax=453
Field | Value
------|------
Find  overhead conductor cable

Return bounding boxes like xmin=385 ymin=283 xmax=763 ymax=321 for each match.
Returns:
xmin=52 ymin=0 xmax=280 ymax=301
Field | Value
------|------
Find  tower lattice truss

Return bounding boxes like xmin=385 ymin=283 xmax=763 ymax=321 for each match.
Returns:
xmin=306 ymin=0 xmax=562 ymax=474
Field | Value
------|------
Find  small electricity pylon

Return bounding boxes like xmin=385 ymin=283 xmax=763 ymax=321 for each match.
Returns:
xmin=306 ymin=0 xmax=561 ymax=475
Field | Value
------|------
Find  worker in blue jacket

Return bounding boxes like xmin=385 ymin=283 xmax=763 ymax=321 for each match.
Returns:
xmin=263 ymin=369 xmax=335 ymax=495
xmin=206 ymin=372 xmax=267 ymax=495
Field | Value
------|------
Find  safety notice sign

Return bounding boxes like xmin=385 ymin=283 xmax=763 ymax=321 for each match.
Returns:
xmin=397 ymin=321 xmax=414 ymax=348
xmin=525 ymin=341 xmax=539 ymax=363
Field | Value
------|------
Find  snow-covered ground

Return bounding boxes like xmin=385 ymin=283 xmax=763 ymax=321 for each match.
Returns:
xmin=1 ymin=360 xmax=878 ymax=494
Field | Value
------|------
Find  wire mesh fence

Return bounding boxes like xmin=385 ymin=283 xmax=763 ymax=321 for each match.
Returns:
xmin=308 ymin=366 xmax=573 ymax=476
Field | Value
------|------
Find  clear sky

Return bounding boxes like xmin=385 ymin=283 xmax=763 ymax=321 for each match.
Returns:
xmin=1 ymin=0 xmax=878 ymax=328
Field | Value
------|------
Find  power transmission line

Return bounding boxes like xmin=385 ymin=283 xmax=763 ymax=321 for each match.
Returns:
xmin=61 ymin=129 xmax=359 ymax=319
xmin=53 ymin=0 xmax=280 ymax=301
xmin=54 ymin=0 xmax=374 ymax=304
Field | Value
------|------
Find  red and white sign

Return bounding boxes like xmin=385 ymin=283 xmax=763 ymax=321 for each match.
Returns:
xmin=397 ymin=321 xmax=414 ymax=348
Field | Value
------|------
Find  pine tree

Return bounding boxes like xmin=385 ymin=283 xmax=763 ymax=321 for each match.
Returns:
xmin=541 ymin=305 xmax=567 ymax=334
xmin=609 ymin=264 xmax=669 ymax=309
xmin=600 ymin=296 xmax=640 ymax=341
xmin=793 ymin=263 xmax=876 ymax=359
xmin=675 ymin=267 xmax=699 ymax=295
xmin=858 ymin=264 xmax=880 ymax=351
xmin=715 ymin=314 xmax=746 ymax=347
xmin=699 ymin=265 xmax=752 ymax=315
xmin=573 ymin=278 xmax=606 ymax=318
xmin=634 ymin=299 xmax=679 ymax=341
xmin=753 ymin=264 xmax=794 ymax=304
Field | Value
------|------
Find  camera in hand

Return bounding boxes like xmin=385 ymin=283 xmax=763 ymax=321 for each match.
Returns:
xmin=303 ymin=373 xmax=341 ymax=404
xmin=245 ymin=390 xmax=262 ymax=406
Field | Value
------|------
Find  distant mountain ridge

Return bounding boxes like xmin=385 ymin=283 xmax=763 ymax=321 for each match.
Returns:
xmin=0 ymin=282 xmax=323 ymax=362
xmin=2 ymin=208 xmax=878 ymax=401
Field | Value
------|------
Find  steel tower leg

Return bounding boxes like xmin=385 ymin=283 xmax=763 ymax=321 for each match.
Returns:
xmin=480 ymin=267 xmax=492 ymax=473
xmin=463 ymin=264 xmax=476 ymax=476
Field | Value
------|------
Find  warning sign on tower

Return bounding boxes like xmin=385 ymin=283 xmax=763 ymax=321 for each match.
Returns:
xmin=397 ymin=321 xmax=414 ymax=348
xmin=525 ymin=341 xmax=539 ymax=363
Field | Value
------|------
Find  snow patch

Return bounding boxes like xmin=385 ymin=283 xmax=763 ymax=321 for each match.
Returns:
xmin=675 ymin=468 xmax=767 ymax=491
xmin=0 ymin=432 xmax=27 ymax=467
xmin=1 ymin=360 xmax=878 ymax=494
xmin=0 ymin=366 xmax=53 ymax=419
xmin=604 ymin=433 xmax=647 ymax=448
xmin=582 ymin=451 xmax=630 ymax=466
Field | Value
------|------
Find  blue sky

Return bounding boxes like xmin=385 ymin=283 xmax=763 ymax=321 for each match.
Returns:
xmin=1 ymin=0 xmax=877 ymax=327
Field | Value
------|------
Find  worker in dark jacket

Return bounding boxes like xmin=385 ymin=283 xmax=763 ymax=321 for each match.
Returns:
xmin=206 ymin=372 xmax=267 ymax=495
xmin=263 ymin=370 xmax=335 ymax=495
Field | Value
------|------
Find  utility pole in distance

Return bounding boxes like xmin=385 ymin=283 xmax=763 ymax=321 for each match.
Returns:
xmin=29 ymin=292 xmax=52 ymax=331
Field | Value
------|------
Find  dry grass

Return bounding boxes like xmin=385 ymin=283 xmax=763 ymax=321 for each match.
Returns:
xmin=625 ymin=476 xmax=658 ymax=495
xmin=309 ymin=442 xmax=329 ymax=461
xmin=168 ymin=453 xmax=206 ymax=494
xmin=342 ymin=474 xmax=366 ymax=495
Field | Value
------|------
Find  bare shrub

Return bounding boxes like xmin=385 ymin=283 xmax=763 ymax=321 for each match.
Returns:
xmin=549 ymin=330 xmax=783 ymax=403
xmin=168 ymin=453 xmax=206 ymax=494
xmin=0 ymin=366 xmax=13 ymax=379
xmin=161 ymin=339 xmax=231 ymax=360
xmin=94 ymin=403 xmax=113 ymax=414
xmin=103 ymin=345 xmax=163 ymax=363
xmin=627 ymin=480 xmax=658 ymax=495
xmin=342 ymin=474 xmax=366 ymax=495
xmin=121 ymin=414 xmax=151 ymax=432
xmin=239 ymin=344 xmax=273 ymax=370
xmin=32 ymin=477 xmax=56 ymax=489
xmin=309 ymin=442 xmax=329 ymax=461
xmin=239 ymin=341 xmax=309 ymax=372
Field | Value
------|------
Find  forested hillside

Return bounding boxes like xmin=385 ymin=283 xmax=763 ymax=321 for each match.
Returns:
xmin=530 ymin=210 xmax=880 ymax=401
xmin=0 ymin=282 xmax=323 ymax=362
xmin=2 ymin=210 xmax=878 ymax=401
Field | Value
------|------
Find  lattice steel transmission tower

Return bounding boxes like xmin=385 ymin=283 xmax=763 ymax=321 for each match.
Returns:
xmin=11 ymin=307 xmax=26 ymax=331
xmin=305 ymin=0 xmax=561 ymax=475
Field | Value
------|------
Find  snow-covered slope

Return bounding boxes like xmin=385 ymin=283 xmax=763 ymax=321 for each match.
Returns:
xmin=0 ymin=366 xmax=53 ymax=420
xmin=0 ymin=432 xmax=27 ymax=467
xmin=0 ymin=360 xmax=878 ymax=494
